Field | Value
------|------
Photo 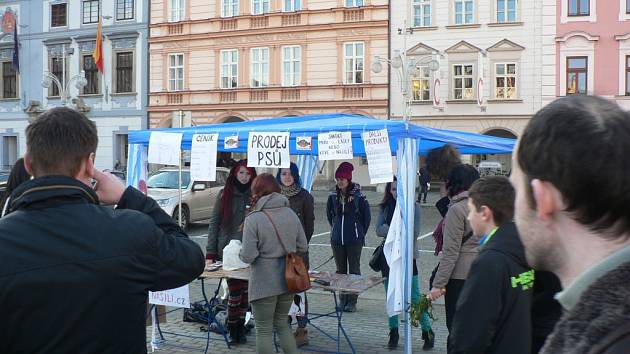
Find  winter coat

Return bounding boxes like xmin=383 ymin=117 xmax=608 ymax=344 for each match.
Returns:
xmin=206 ymin=186 xmax=251 ymax=261
xmin=239 ymin=193 xmax=308 ymax=302
xmin=448 ymin=222 xmax=533 ymax=354
xmin=286 ymin=188 xmax=315 ymax=243
xmin=532 ymin=271 xmax=562 ymax=340
xmin=0 ymin=176 xmax=204 ymax=354
xmin=541 ymin=261 xmax=630 ymax=354
xmin=326 ymin=183 xmax=371 ymax=246
xmin=431 ymin=191 xmax=480 ymax=288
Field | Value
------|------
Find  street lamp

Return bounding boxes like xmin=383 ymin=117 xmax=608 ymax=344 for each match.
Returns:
xmin=41 ymin=44 xmax=88 ymax=105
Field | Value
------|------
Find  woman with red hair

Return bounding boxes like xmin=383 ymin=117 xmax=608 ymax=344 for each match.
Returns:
xmin=240 ymin=173 xmax=307 ymax=354
xmin=206 ymin=159 xmax=257 ymax=344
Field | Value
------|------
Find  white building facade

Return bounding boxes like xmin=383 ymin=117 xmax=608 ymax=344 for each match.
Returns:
xmin=389 ymin=0 xmax=545 ymax=170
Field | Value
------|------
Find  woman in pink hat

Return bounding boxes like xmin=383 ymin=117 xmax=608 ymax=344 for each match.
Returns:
xmin=326 ymin=162 xmax=371 ymax=312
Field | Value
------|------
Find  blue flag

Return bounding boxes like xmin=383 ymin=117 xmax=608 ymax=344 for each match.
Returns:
xmin=12 ymin=24 xmax=19 ymax=73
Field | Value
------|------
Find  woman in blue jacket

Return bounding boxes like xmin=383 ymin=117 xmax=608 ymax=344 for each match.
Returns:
xmin=326 ymin=162 xmax=371 ymax=312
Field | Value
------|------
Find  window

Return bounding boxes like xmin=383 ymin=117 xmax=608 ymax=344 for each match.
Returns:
xmin=345 ymin=0 xmax=364 ymax=7
xmin=625 ymin=55 xmax=629 ymax=95
xmin=49 ymin=57 xmax=64 ymax=97
xmin=252 ymin=0 xmax=270 ymax=14
xmin=452 ymin=64 xmax=474 ymax=99
xmin=566 ymin=57 xmax=587 ymax=95
xmin=568 ymin=0 xmax=589 ymax=16
xmin=116 ymin=0 xmax=134 ymax=20
xmin=115 ymin=52 xmax=134 ymax=93
xmin=495 ymin=63 xmax=516 ymax=99
xmin=168 ymin=54 xmax=184 ymax=91
xmin=82 ymin=0 xmax=99 ymax=24
xmin=411 ymin=66 xmax=431 ymax=101
xmin=1 ymin=136 xmax=17 ymax=170
xmin=51 ymin=3 xmax=68 ymax=27
xmin=282 ymin=46 xmax=301 ymax=87
xmin=82 ymin=55 xmax=100 ymax=94
xmin=1 ymin=62 xmax=17 ymax=99
xmin=169 ymin=0 xmax=184 ymax=22
xmin=220 ymin=49 xmax=238 ymax=89
xmin=497 ymin=0 xmax=516 ymax=22
xmin=283 ymin=0 xmax=301 ymax=12
xmin=627 ymin=0 xmax=630 ymax=13
xmin=344 ymin=42 xmax=364 ymax=84
xmin=413 ymin=0 xmax=431 ymax=27
xmin=455 ymin=0 xmax=473 ymax=24
xmin=222 ymin=0 xmax=239 ymax=17
xmin=251 ymin=48 xmax=269 ymax=87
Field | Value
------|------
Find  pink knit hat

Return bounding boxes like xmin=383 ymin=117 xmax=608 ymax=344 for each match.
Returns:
xmin=335 ymin=162 xmax=354 ymax=181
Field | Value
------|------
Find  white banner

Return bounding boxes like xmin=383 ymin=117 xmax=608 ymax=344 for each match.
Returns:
xmin=149 ymin=285 xmax=190 ymax=309
xmin=148 ymin=132 xmax=182 ymax=166
xmin=190 ymin=134 xmax=218 ymax=181
xmin=362 ymin=129 xmax=393 ymax=184
xmin=247 ymin=132 xmax=290 ymax=168
xmin=318 ymin=131 xmax=353 ymax=161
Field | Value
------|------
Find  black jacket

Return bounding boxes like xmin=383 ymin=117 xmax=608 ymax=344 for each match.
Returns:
xmin=326 ymin=183 xmax=371 ymax=246
xmin=449 ymin=222 xmax=533 ymax=354
xmin=0 ymin=176 xmax=205 ymax=354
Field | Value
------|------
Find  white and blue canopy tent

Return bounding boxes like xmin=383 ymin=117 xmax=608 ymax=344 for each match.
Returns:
xmin=126 ymin=113 xmax=515 ymax=353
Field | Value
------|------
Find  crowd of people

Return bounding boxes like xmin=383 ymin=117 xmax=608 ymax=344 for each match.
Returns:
xmin=1 ymin=94 xmax=629 ymax=354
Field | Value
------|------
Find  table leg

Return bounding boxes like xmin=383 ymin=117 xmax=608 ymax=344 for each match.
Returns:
xmin=201 ymin=277 xmax=231 ymax=349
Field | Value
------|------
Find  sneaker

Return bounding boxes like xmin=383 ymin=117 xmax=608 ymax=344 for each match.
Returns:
xmin=388 ymin=328 xmax=399 ymax=349
xmin=422 ymin=329 xmax=434 ymax=350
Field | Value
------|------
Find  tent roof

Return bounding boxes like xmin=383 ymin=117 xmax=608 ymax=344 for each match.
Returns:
xmin=128 ymin=114 xmax=515 ymax=156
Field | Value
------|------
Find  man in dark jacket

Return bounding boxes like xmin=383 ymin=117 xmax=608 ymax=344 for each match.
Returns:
xmin=511 ymin=95 xmax=630 ymax=354
xmin=0 ymin=107 xmax=205 ymax=354
xmin=449 ymin=176 xmax=533 ymax=354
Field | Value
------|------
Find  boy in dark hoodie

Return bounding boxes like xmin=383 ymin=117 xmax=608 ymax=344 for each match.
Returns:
xmin=448 ymin=176 xmax=533 ymax=354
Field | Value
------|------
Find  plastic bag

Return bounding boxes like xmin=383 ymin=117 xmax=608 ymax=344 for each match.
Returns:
xmin=222 ymin=240 xmax=249 ymax=271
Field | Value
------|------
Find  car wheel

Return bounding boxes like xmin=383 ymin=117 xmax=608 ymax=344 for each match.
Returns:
xmin=173 ymin=206 xmax=190 ymax=231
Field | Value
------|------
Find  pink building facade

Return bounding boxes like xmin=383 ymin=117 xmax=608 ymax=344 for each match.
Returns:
xmin=553 ymin=0 xmax=630 ymax=109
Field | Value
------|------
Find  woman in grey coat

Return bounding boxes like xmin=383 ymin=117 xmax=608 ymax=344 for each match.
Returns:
xmin=240 ymin=174 xmax=308 ymax=354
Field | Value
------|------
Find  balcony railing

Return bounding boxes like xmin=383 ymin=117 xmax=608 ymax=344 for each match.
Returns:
xmin=167 ymin=93 xmax=183 ymax=104
xmin=250 ymin=90 xmax=269 ymax=102
xmin=220 ymin=91 xmax=237 ymax=102
xmin=221 ymin=19 xmax=238 ymax=30
xmin=343 ymin=9 xmax=364 ymax=22
xmin=281 ymin=88 xmax=300 ymax=101
xmin=167 ymin=23 xmax=184 ymax=35
xmin=281 ymin=14 xmax=301 ymax=26
xmin=251 ymin=16 xmax=269 ymax=28
xmin=343 ymin=87 xmax=363 ymax=99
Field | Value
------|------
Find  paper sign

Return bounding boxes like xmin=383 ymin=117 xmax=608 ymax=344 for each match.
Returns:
xmin=148 ymin=132 xmax=183 ymax=166
xmin=318 ymin=131 xmax=353 ymax=161
xmin=362 ymin=129 xmax=393 ymax=184
xmin=296 ymin=136 xmax=312 ymax=151
xmin=224 ymin=135 xmax=239 ymax=149
xmin=191 ymin=134 xmax=218 ymax=181
xmin=149 ymin=285 xmax=190 ymax=309
xmin=247 ymin=132 xmax=290 ymax=168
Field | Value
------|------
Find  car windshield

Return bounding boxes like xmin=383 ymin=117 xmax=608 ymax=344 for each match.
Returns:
xmin=147 ymin=171 xmax=191 ymax=189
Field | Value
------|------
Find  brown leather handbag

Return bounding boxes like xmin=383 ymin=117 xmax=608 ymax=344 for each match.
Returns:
xmin=262 ymin=210 xmax=311 ymax=293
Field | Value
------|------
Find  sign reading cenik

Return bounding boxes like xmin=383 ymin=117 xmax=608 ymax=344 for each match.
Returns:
xmin=247 ymin=132 xmax=290 ymax=168
xmin=362 ymin=129 xmax=393 ymax=184
xmin=190 ymin=134 xmax=219 ymax=181
xmin=318 ymin=131 xmax=353 ymax=161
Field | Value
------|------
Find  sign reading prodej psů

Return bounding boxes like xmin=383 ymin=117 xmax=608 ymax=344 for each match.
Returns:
xmin=148 ymin=132 xmax=183 ymax=166
xmin=149 ymin=285 xmax=190 ymax=308
xmin=191 ymin=133 xmax=218 ymax=181
xmin=362 ymin=129 xmax=393 ymax=184
xmin=247 ymin=132 xmax=290 ymax=168
xmin=318 ymin=131 xmax=353 ymax=161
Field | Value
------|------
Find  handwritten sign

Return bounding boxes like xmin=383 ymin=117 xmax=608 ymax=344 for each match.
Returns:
xmin=149 ymin=285 xmax=190 ymax=309
xmin=148 ymin=132 xmax=183 ymax=166
xmin=247 ymin=132 xmax=290 ymax=168
xmin=224 ymin=135 xmax=239 ymax=149
xmin=363 ymin=129 xmax=393 ymax=184
xmin=318 ymin=131 xmax=353 ymax=161
xmin=191 ymin=134 xmax=218 ymax=181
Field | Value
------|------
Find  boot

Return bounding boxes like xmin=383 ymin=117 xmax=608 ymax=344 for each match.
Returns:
xmin=337 ymin=293 xmax=347 ymax=311
xmin=228 ymin=323 xmax=239 ymax=345
xmin=344 ymin=294 xmax=358 ymax=312
xmin=237 ymin=319 xmax=247 ymax=344
xmin=388 ymin=328 xmax=399 ymax=349
xmin=422 ymin=329 xmax=434 ymax=350
xmin=294 ymin=327 xmax=309 ymax=347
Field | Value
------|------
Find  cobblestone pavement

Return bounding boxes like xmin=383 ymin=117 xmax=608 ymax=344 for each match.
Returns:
xmin=146 ymin=189 xmax=449 ymax=353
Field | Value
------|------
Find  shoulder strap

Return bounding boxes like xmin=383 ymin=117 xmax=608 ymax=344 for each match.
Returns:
xmin=261 ymin=210 xmax=288 ymax=254
xmin=461 ymin=231 xmax=474 ymax=245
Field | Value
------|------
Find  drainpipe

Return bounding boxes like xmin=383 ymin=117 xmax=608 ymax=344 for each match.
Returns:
xmin=387 ymin=0 xmax=391 ymax=120
xmin=145 ymin=0 xmax=151 ymax=129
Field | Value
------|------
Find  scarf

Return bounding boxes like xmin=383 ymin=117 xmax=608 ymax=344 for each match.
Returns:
xmin=280 ymin=183 xmax=301 ymax=198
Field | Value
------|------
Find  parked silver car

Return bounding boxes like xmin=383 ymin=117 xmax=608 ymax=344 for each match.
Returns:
xmin=147 ymin=167 xmax=230 ymax=230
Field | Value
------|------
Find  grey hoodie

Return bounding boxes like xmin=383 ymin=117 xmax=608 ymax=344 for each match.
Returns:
xmin=240 ymin=192 xmax=308 ymax=301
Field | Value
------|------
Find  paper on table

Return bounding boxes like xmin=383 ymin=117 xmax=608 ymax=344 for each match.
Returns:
xmin=191 ymin=133 xmax=218 ymax=181
xmin=148 ymin=132 xmax=183 ymax=166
